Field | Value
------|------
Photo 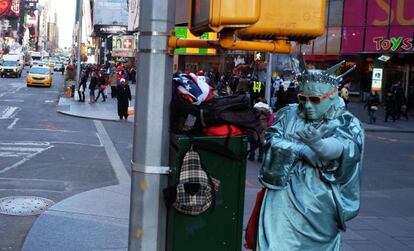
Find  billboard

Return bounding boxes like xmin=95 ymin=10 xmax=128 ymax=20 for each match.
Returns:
xmin=93 ymin=0 xmax=128 ymax=26
xmin=112 ymin=35 xmax=136 ymax=58
xmin=0 ymin=0 xmax=20 ymax=17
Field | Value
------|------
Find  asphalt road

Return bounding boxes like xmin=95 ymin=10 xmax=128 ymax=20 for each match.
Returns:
xmin=0 ymin=69 xmax=413 ymax=250
xmin=0 ymin=70 xmax=133 ymax=250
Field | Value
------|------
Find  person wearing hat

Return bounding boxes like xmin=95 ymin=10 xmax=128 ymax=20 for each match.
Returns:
xmin=116 ymin=78 xmax=132 ymax=120
xmin=256 ymin=63 xmax=364 ymax=250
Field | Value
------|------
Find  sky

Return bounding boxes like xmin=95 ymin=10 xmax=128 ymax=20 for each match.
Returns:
xmin=54 ymin=0 xmax=76 ymax=48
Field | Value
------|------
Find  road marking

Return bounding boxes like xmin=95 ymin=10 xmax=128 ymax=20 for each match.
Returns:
xmin=0 ymin=106 xmax=19 ymax=119
xmin=0 ymin=99 xmax=25 ymax=103
xmin=0 ymin=142 xmax=54 ymax=175
xmin=94 ymin=120 xmax=130 ymax=184
xmin=7 ymin=118 xmax=19 ymax=129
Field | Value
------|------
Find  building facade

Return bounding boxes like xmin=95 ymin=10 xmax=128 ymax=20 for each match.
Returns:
xmin=301 ymin=0 xmax=414 ymax=96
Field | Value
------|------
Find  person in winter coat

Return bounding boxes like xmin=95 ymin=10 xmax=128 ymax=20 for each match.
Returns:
xmin=78 ymin=71 xmax=88 ymax=102
xmin=248 ymin=98 xmax=272 ymax=162
xmin=274 ymin=85 xmax=286 ymax=111
xmin=364 ymin=91 xmax=380 ymax=124
xmin=285 ymin=82 xmax=299 ymax=105
xmin=109 ymin=71 xmax=118 ymax=98
xmin=384 ymin=91 xmax=396 ymax=122
xmin=88 ymin=71 xmax=98 ymax=103
xmin=116 ymin=78 xmax=132 ymax=120
xmin=95 ymin=70 xmax=107 ymax=102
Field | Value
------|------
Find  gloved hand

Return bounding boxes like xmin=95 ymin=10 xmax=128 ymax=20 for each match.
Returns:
xmin=297 ymin=125 xmax=343 ymax=160
xmin=298 ymin=145 xmax=328 ymax=168
xmin=297 ymin=125 xmax=330 ymax=146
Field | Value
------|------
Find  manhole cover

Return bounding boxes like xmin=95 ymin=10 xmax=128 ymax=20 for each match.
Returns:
xmin=0 ymin=196 xmax=55 ymax=216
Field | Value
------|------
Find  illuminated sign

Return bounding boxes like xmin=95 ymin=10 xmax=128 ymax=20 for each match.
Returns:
xmin=112 ymin=35 xmax=136 ymax=58
xmin=371 ymin=68 xmax=383 ymax=91
xmin=373 ymin=36 xmax=413 ymax=52
xmin=174 ymin=27 xmax=216 ymax=55
xmin=370 ymin=0 xmax=414 ymax=26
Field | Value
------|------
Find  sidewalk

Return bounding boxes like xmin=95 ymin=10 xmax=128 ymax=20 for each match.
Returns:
xmin=349 ymin=101 xmax=414 ymax=133
xmin=22 ymin=97 xmax=414 ymax=251
xmin=56 ymin=84 xmax=136 ymax=122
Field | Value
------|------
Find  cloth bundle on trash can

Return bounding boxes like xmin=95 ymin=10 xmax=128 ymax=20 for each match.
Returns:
xmin=173 ymin=145 xmax=216 ymax=215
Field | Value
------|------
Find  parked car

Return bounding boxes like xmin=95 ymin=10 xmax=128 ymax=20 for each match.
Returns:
xmin=26 ymin=66 xmax=53 ymax=87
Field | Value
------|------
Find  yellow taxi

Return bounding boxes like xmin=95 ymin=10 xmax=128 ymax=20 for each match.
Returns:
xmin=26 ymin=66 xmax=53 ymax=87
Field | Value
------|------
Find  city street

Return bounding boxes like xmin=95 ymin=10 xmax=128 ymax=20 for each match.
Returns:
xmin=0 ymin=71 xmax=133 ymax=250
xmin=0 ymin=69 xmax=413 ymax=250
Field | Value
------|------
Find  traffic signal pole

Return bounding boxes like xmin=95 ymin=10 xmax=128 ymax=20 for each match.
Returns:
xmin=76 ymin=0 xmax=83 ymax=86
xmin=128 ymin=0 xmax=176 ymax=250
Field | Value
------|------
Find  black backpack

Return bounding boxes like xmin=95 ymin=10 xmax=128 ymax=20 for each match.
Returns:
xmin=171 ymin=94 xmax=265 ymax=137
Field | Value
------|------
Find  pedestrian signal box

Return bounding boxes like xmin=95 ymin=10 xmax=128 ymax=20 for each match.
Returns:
xmin=236 ymin=0 xmax=326 ymax=41
xmin=189 ymin=0 xmax=260 ymax=36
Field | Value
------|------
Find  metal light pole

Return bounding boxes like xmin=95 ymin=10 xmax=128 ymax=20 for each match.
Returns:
xmin=265 ymin=53 xmax=273 ymax=104
xmin=128 ymin=0 xmax=176 ymax=250
xmin=76 ymin=0 xmax=83 ymax=85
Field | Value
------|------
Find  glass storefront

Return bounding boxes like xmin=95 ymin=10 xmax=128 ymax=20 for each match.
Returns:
xmin=301 ymin=0 xmax=414 ymax=95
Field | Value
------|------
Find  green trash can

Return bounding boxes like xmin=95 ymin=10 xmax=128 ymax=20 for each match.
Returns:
xmin=167 ymin=134 xmax=248 ymax=251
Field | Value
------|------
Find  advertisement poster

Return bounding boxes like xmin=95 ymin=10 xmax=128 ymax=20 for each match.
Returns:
xmin=371 ymin=68 xmax=383 ymax=91
xmin=112 ymin=35 xmax=136 ymax=58
xmin=0 ymin=0 xmax=20 ymax=17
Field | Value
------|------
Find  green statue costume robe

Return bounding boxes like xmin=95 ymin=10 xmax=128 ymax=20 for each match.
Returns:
xmin=257 ymin=100 xmax=364 ymax=250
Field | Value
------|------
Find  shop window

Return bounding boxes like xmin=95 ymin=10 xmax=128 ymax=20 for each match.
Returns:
xmin=343 ymin=0 xmax=366 ymax=26
xmin=341 ymin=27 xmax=364 ymax=54
xmin=313 ymin=30 xmax=327 ymax=55
xmin=327 ymin=27 xmax=341 ymax=54
xmin=328 ymin=0 xmax=344 ymax=27
xmin=367 ymin=0 xmax=392 ymax=26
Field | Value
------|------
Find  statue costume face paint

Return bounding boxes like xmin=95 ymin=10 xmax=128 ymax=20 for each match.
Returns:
xmin=257 ymin=60 xmax=364 ymax=251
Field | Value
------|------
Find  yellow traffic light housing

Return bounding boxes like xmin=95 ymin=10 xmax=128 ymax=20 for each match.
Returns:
xmin=189 ymin=0 xmax=260 ymax=36
xmin=236 ymin=0 xmax=326 ymax=41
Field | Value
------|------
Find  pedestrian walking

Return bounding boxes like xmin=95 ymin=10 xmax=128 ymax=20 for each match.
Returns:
xmin=95 ymin=70 xmax=107 ymax=102
xmin=248 ymin=98 xmax=272 ymax=162
xmin=116 ymin=78 xmax=132 ymax=120
xmin=391 ymin=82 xmax=405 ymax=120
xmin=364 ymin=91 xmax=380 ymax=124
xmin=384 ymin=92 xmax=396 ymax=122
xmin=78 ymin=71 xmax=88 ymax=102
xmin=129 ymin=66 xmax=136 ymax=84
xmin=88 ymin=71 xmax=98 ymax=103
xmin=109 ymin=71 xmax=118 ymax=98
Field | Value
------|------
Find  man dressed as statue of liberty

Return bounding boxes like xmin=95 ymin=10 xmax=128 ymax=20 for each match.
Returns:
xmin=257 ymin=60 xmax=364 ymax=251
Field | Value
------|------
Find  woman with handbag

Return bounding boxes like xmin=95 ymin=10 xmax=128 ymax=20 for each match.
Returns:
xmin=365 ymin=91 xmax=380 ymax=124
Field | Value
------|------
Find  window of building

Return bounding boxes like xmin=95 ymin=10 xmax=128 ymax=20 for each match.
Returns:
xmin=367 ymin=0 xmax=391 ymax=27
xmin=328 ymin=0 xmax=344 ymax=27
xmin=365 ymin=26 xmax=389 ymax=51
xmin=327 ymin=27 xmax=341 ymax=54
xmin=313 ymin=30 xmax=327 ymax=54
xmin=343 ymin=0 xmax=366 ymax=26
xmin=341 ymin=27 xmax=364 ymax=53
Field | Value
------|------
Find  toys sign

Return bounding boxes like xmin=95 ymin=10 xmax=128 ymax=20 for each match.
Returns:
xmin=373 ymin=36 xmax=413 ymax=52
